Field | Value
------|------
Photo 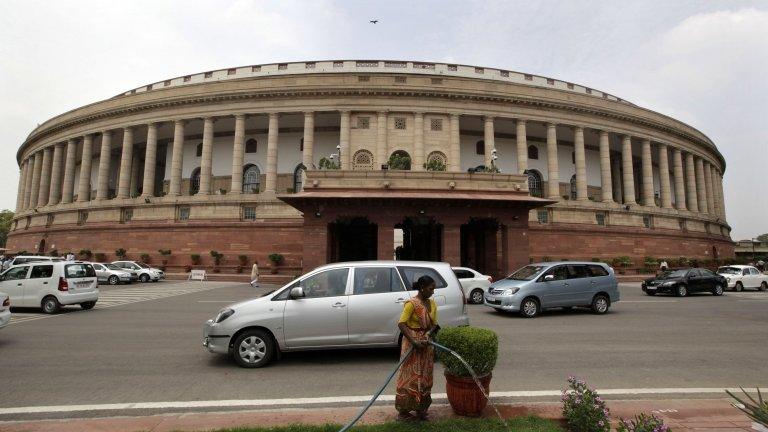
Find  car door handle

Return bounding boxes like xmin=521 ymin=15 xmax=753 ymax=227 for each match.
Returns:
xmin=43 ymin=282 xmax=48 ymax=285
xmin=331 ymin=302 xmax=346 ymax=308
xmin=395 ymin=298 xmax=407 ymax=303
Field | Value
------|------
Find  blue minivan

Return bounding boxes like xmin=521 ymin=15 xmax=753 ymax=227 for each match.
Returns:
xmin=484 ymin=262 xmax=620 ymax=318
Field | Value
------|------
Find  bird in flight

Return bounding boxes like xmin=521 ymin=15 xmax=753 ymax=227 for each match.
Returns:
xmin=370 ymin=20 xmax=378 ymax=24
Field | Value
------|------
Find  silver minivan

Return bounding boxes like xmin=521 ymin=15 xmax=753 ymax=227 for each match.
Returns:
xmin=203 ymin=261 xmax=469 ymax=368
xmin=485 ymin=262 xmax=620 ymax=318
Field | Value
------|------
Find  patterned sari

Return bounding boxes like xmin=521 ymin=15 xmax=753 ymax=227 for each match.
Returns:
xmin=395 ymin=299 xmax=434 ymax=413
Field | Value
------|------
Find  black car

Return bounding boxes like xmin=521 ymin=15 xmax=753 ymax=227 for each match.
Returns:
xmin=642 ymin=268 xmax=727 ymax=297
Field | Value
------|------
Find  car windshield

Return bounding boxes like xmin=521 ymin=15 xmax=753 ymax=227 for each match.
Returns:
xmin=105 ymin=264 xmax=122 ymax=270
xmin=717 ymin=267 xmax=740 ymax=275
xmin=506 ymin=265 xmax=546 ymax=281
xmin=661 ymin=269 xmax=689 ymax=279
xmin=135 ymin=262 xmax=150 ymax=269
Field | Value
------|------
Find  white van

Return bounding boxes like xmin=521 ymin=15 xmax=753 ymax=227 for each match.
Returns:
xmin=0 ymin=262 xmax=99 ymax=314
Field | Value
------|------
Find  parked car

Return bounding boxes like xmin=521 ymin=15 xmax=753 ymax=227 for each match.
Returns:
xmin=203 ymin=261 xmax=470 ymax=368
xmin=0 ymin=292 xmax=10 ymax=329
xmin=642 ymin=268 xmax=726 ymax=297
xmin=0 ymin=262 xmax=99 ymax=313
xmin=91 ymin=262 xmax=135 ymax=285
xmin=716 ymin=265 xmax=767 ymax=292
xmin=452 ymin=266 xmax=492 ymax=304
xmin=484 ymin=262 xmax=620 ymax=318
xmin=111 ymin=261 xmax=164 ymax=282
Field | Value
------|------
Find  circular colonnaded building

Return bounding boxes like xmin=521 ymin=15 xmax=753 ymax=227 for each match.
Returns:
xmin=9 ymin=60 xmax=733 ymax=279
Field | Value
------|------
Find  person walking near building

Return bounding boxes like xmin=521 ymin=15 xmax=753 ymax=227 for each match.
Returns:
xmin=396 ymin=275 xmax=438 ymax=421
xmin=250 ymin=261 xmax=259 ymax=288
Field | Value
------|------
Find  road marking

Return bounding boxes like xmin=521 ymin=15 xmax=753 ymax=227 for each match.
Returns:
xmin=7 ymin=283 xmax=228 ymax=325
xmin=197 ymin=300 xmax=237 ymax=303
xmin=0 ymin=387 xmax=764 ymax=415
xmin=621 ymin=300 xmax=677 ymax=303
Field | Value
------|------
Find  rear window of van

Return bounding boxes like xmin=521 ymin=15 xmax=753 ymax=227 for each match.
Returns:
xmin=397 ymin=266 xmax=448 ymax=289
xmin=65 ymin=264 xmax=96 ymax=278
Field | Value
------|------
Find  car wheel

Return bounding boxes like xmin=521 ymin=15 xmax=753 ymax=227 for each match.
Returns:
xmin=80 ymin=301 xmax=96 ymax=310
xmin=591 ymin=294 xmax=610 ymax=314
xmin=41 ymin=296 xmax=61 ymax=314
xmin=470 ymin=289 xmax=484 ymax=305
xmin=676 ymin=285 xmax=688 ymax=297
xmin=232 ymin=329 xmax=275 ymax=368
xmin=108 ymin=275 xmax=119 ymax=285
xmin=520 ymin=297 xmax=540 ymax=318
xmin=139 ymin=273 xmax=150 ymax=283
xmin=735 ymin=282 xmax=743 ymax=292
xmin=759 ymin=282 xmax=767 ymax=292
xmin=712 ymin=284 xmax=724 ymax=296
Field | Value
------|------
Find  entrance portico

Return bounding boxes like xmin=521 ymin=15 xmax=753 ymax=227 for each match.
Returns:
xmin=280 ymin=170 xmax=553 ymax=279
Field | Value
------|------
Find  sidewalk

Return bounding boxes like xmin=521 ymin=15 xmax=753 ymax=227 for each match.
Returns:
xmin=0 ymin=398 xmax=755 ymax=432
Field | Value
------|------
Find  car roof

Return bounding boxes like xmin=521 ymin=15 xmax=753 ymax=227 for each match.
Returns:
xmin=719 ymin=264 xmax=749 ymax=268
xmin=529 ymin=261 xmax=609 ymax=266
xmin=313 ymin=261 xmax=451 ymax=271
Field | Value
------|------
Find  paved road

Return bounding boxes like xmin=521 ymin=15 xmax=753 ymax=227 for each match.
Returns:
xmin=0 ymin=280 xmax=766 ymax=419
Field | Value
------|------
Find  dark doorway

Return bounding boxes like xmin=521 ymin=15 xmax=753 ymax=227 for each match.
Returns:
xmin=328 ymin=217 xmax=377 ymax=262
xmin=37 ymin=239 xmax=46 ymax=254
xmin=395 ymin=217 xmax=442 ymax=261
xmin=461 ymin=218 xmax=500 ymax=276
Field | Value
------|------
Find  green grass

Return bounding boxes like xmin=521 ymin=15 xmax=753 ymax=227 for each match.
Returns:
xmin=200 ymin=416 xmax=562 ymax=432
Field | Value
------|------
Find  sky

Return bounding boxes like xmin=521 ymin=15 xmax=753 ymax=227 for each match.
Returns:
xmin=0 ymin=0 xmax=766 ymax=240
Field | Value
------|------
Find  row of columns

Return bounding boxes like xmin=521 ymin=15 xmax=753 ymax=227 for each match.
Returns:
xmin=15 ymin=112 xmax=728 ymax=222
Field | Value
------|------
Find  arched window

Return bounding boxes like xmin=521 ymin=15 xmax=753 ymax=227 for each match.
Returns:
xmin=388 ymin=150 xmax=411 ymax=170
xmin=245 ymin=138 xmax=257 ymax=153
xmin=527 ymin=170 xmax=543 ymax=198
xmin=196 ymin=143 xmax=203 ymax=157
xmin=426 ymin=151 xmax=447 ymax=171
xmin=352 ymin=149 xmax=374 ymax=170
xmin=242 ymin=164 xmax=261 ymax=193
xmin=293 ymin=164 xmax=305 ymax=193
xmin=189 ymin=167 xmax=201 ymax=195
xmin=475 ymin=140 xmax=485 ymax=155
xmin=570 ymin=174 xmax=577 ymax=199
xmin=528 ymin=145 xmax=539 ymax=160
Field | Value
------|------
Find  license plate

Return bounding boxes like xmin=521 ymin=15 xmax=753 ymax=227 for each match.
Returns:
xmin=75 ymin=281 xmax=92 ymax=288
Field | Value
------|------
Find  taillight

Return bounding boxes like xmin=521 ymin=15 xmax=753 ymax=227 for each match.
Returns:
xmin=2 ymin=298 xmax=9 ymax=307
xmin=58 ymin=277 xmax=69 ymax=291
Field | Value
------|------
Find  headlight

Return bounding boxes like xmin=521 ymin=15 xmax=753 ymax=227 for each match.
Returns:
xmin=503 ymin=287 xmax=520 ymax=295
xmin=214 ymin=308 xmax=235 ymax=323
xmin=661 ymin=281 xmax=676 ymax=287
xmin=725 ymin=277 xmax=730 ymax=282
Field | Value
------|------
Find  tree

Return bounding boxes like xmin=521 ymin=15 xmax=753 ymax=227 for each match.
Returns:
xmin=0 ymin=210 xmax=14 ymax=248
xmin=757 ymin=233 xmax=768 ymax=242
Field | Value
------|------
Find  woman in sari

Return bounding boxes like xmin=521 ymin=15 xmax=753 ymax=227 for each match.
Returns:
xmin=396 ymin=275 xmax=438 ymax=420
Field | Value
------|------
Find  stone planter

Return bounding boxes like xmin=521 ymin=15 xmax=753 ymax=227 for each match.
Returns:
xmin=444 ymin=372 xmax=492 ymax=417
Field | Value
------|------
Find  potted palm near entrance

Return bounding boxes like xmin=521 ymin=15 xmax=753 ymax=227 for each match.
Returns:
xmin=435 ymin=326 xmax=498 ymax=416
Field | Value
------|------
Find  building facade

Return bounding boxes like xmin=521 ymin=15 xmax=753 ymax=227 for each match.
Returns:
xmin=8 ymin=60 xmax=733 ymax=277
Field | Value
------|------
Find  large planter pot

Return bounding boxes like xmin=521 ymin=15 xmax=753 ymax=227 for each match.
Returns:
xmin=444 ymin=371 xmax=492 ymax=417
xmin=270 ymin=263 xmax=279 ymax=274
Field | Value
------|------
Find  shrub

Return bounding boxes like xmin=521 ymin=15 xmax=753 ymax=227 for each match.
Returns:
xmin=94 ymin=253 xmax=107 ymax=262
xmin=238 ymin=255 xmax=249 ymax=266
xmin=435 ymin=326 xmax=498 ymax=377
xmin=115 ymin=248 xmax=127 ymax=259
xmin=79 ymin=249 xmax=92 ymax=259
xmin=542 ymin=256 xmax=552 ymax=262
xmin=677 ymin=256 xmax=689 ymax=267
xmin=562 ymin=376 xmax=611 ymax=432
xmin=387 ymin=153 xmax=411 ymax=170
xmin=643 ymin=256 xmax=658 ymax=267
xmin=424 ymin=159 xmax=446 ymax=172
xmin=613 ymin=256 xmax=632 ymax=267
xmin=158 ymin=249 xmax=172 ymax=256
xmin=319 ymin=157 xmax=339 ymax=170
xmin=268 ymin=253 xmax=284 ymax=264
xmin=591 ymin=257 xmax=601 ymax=262
xmin=617 ymin=413 xmax=670 ymax=432
xmin=727 ymin=387 xmax=768 ymax=427
xmin=191 ymin=254 xmax=201 ymax=265
xmin=210 ymin=250 xmax=224 ymax=266
xmin=140 ymin=253 xmax=151 ymax=263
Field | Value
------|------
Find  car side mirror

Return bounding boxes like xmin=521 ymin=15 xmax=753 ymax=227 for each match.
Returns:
xmin=543 ymin=274 xmax=555 ymax=282
xmin=289 ymin=287 xmax=305 ymax=299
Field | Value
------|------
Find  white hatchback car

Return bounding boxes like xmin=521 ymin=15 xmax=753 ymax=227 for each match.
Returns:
xmin=0 ymin=292 xmax=10 ymax=328
xmin=452 ymin=267 xmax=492 ymax=304
xmin=0 ymin=262 xmax=99 ymax=314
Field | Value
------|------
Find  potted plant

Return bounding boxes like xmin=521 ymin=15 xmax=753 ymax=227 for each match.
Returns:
xmin=435 ymin=326 xmax=498 ymax=417
xmin=79 ymin=249 xmax=92 ymax=260
xmin=115 ymin=248 xmax=127 ymax=259
xmin=237 ymin=255 xmax=248 ymax=274
xmin=140 ymin=253 xmax=151 ymax=264
xmin=423 ymin=159 xmax=446 ymax=172
xmin=268 ymin=253 xmax=284 ymax=274
xmin=210 ymin=250 xmax=223 ymax=273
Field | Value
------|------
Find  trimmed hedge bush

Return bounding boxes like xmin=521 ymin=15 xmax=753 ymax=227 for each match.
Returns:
xmin=435 ymin=326 xmax=498 ymax=377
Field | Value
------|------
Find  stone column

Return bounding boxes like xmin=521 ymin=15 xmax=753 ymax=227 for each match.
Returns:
xmin=717 ymin=171 xmax=726 ymax=220
xmin=168 ymin=120 xmax=185 ymax=196
xmin=141 ymin=123 xmax=158 ymax=198
xmin=483 ymin=116 xmax=495 ymax=169
xmin=129 ymin=152 xmax=141 ymax=197
xmin=77 ymin=134 xmax=94 ymax=202
xmin=22 ymin=157 xmax=34 ymax=209
xmin=694 ymin=157 xmax=707 ymax=213
xmin=15 ymin=161 xmax=27 ymax=211
xmin=413 ymin=112 xmax=425 ymax=171
xmin=621 ymin=135 xmax=636 ymax=205
xmin=61 ymin=139 xmax=77 ymax=203
xmin=198 ymin=117 xmax=215 ymax=195
xmin=375 ymin=111 xmax=387 ymax=169
xmin=611 ymin=152 xmax=623 ymax=203
xmin=704 ymin=161 xmax=715 ymax=215
xmin=48 ymin=143 xmax=64 ymax=205
xmin=96 ymin=131 xmax=113 ymax=200
xmin=230 ymin=115 xmax=246 ymax=195
xmin=574 ymin=127 xmax=588 ymax=201
xmin=339 ymin=111 xmax=351 ymax=170
xmin=265 ymin=113 xmax=279 ymax=193
xmin=449 ymin=113 xmax=460 ymax=171
xmin=38 ymin=146 xmax=53 ymax=207
xmin=657 ymin=144 xmax=673 ymax=209
xmin=516 ymin=119 xmax=527 ymax=174
xmin=546 ymin=123 xmax=560 ymax=199
xmin=303 ymin=111 xmax=315 ymax=169
xmin=641 ymin=138 xmax=654 ymax=206
xmin=672 ymin=148 xmax=686 ymax=210
xmin=117 ymin=127 xmax=134 ymax=199
xmin=598 ymin=131 xmax=613 ymax=203
xmin=29 ymin=152 xmax=43 ymax=208
xmin=684 ymin=152 xmax=698 ymax=211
